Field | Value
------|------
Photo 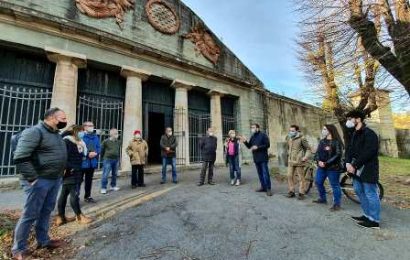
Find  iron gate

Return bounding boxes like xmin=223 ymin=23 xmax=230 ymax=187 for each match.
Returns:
xmin=189 ymin=112 xmax=211 ymax=163
xmin=77 ymin=95 xmax=124 ymax=169
xmin=222 ymin=115 xmax=238 ymax=139
xmin=174 ymin=108 xmax=187 ymax=165
xmin=0 ymin=86 xmax=52 ymax=176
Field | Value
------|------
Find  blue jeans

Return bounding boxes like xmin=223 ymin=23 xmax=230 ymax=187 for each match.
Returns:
xmin=101 ymin=159 xmax=119 ymax=189
xmin=353 ymin=179 xmax=381 ymax=223
xmin=162 ymin=157 xmax=177 ymax=182
xmin=315 ymin=168 xmax=342 ymax=206
xmin=12 ymin=178 xmax=62 ymax=255
xmin=228 ymin=155 xmax=241 ymax=180
xmin=255 ymin=161 xmax=271 ymax=190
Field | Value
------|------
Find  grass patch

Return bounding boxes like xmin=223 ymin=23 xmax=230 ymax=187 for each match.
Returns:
xmin=379 ymin=156 xmax=410 ymax=209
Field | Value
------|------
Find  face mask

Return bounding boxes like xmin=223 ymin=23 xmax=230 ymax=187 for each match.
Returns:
xmin=250 ymin=128 xmax=256 ymax=134
xmin=86 ymin=127 xmax=94 ymax=133
xmin=56 ymin=121 xmax=67 ymax=130
xmin=346 ymin=120 xmax=355 ymax=129
xmin=78 ymin=132 xmax=85 ymax=139
xmin=321 ymin=129 xmax=329 ymax=138
xmin=230 ymin=134 xmax=236 ymax=138
xmin=134 ymin=134 xmax=141 ymax=139
xmin=288 ymin=131 xmax=297 ymax=138
xmin=208 ymin=132 xmax=214 ymax=136
xmin=167 ymin=132 xmax=172 ymax=136
xmin=111 ymin=134 xmax=119 ymax=140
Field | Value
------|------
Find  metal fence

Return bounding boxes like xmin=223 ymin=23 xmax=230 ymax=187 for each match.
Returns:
xmin=189 ymin=112 xmax=211 ymax=163
xmin=0 ymin=86 xmax=52 ymax=177
xmin=222 ymin=115 xmax=238 ymax=139
xmin=77 ymin=94 xmax=124 ymax=169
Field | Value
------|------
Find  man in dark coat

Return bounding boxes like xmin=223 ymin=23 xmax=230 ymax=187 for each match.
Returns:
xmin=198 ymin=127 xmax=218 ymax=186
xmin=160 ymin=127 xmax=178 ymax=184
xmin=241 ymin=123 xmax=273 ymax=196
xmin=12 ymin=108 xmax=68 ymax=259
xmin=345 ymin=109 xmax=381 ymax=229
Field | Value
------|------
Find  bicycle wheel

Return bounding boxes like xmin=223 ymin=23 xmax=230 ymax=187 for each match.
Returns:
xmin=340 ymin=174 xmax=360 ymax=204
xmin=304 ymin=166 xmax=314 ymax=195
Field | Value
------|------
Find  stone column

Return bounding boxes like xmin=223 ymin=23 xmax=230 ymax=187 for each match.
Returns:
xmin=209 ymin=90 xmax=225 ymax=164
xmin=172 ymin=79 xmax=194 ymax=166
xmin=120 ymin=66 xmax=151 ymax=172
xmin=46 ymin=47 xmax=86 ymax=125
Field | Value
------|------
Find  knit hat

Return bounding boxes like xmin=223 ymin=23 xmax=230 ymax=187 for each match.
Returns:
xmin=134 ymin=130 xmax=141 ymax=135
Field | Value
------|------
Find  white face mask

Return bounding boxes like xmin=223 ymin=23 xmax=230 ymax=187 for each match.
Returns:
xmin=250 ymin=128 xmax=256 ymax=134
xmin=230 ymin=134 xmax=236 ymax=138
xmin=321 ymin=129 xmax=329 ymax=138
xmin=111 ymin=134 xmax=119 ymax=140
xmin=346 ymin=119 xmax=355 ymax=129
xmin=208 ymin=132 xmax=214 ymax=136
xmin=86 ymin=127 xmax=94 ymax=133
xmin=134 ymin=134 xmax=141 ymax=139
xmin=166 ymin=131 xmax=172 ymax=136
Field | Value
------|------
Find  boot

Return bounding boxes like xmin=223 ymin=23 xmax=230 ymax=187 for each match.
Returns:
xmin=76 ymin=214 xmax=93 ymax=224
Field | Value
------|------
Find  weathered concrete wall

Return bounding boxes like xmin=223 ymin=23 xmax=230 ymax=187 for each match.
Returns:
xmin=266 ymin=93 xmax=326 ymax=164
xmin=396 ymin=129 xmax=410 ymax=159
xmin=0 ymin=0 xmax=260 ymax=85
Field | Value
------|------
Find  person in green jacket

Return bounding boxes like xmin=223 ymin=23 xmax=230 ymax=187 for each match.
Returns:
xmin=100 ymin=128 xmax=121 ymax=194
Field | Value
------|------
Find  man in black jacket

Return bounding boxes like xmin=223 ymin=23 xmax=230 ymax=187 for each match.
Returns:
xmin=240 ymin=123 xmax=273 ymax=196
xmin=12 ymin=108 xmax=68 ymax=259
xmin=345 ymin=109 xmax=381 ymax=229
xmin=160 ymin=127 xmax=178 ymax=184
xmin=198 ymin=127 xmax=218 ymax=186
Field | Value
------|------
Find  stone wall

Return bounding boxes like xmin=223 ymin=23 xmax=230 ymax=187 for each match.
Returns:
xmin=396 ymin=129 xmax=410 ymax=159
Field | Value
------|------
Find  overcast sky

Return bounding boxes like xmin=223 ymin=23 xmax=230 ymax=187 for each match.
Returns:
xmin=182 ymin=0 xmax=310 ymax=103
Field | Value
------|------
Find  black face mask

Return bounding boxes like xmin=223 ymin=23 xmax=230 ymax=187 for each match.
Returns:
xmin=57 ymin=121 xmax=67 ymax=130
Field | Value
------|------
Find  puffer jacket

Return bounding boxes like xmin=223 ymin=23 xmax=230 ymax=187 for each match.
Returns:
xmin=81 ymin=133 xmax=101 ymax=169
xmin=13 ymin=122 xmax=67 ymax=181
xmin=286 ymin=132 xmax=311 ymax=166
xmin=126 ymin=138 xmax=149 ymax=165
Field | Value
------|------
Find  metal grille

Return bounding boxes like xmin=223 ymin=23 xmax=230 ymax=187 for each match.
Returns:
xmin=0 ymin=86 xmax=52 ymax=176
xmin=174 ymin=108 xmax=187 ymax=165
xmin=189 ymin=112 xmax=211 ymax=163
xmin=222 ymin=115 xmax=238 ymax=139
xmin=77 ymin=94 xmax=124 ymax=169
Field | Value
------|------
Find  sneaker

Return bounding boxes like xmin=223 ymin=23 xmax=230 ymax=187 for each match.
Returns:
xmin=297 ymin=194 xmax=305 ymax=200
xmin=329 ymin=205 xmax=341 ymax=211
xmin=266 ymin=190 xmax=273 ymax=196
xmin=351 ymin=215 xmax=368 ymax=222
xmin=312 ymin=199 xmax=327 ymax=204
xmin=100 ymin=189 xmax=107 ymax=194
xmin=235 ymin=180 xmax=241 ymax=186
xmin=230 ymin=179 xmax=235 ymax=186
xmin=110 ymin=186 xmax=120 ymax=191
xmin=208 ymin=181 xmax=216 ymax=185
xmin=286 ymin=192 xmax=296 ymax=198
xmin=85 ymin=197 xmax=96 ymax=203
xmin=356 ymin=219 xmax=380 ymax=229
xmin=197 ymin=182 xmax=204 ymax=186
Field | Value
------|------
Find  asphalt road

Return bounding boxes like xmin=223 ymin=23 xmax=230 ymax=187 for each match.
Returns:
xmin=70 ymin=165 xmax=410 ymax=260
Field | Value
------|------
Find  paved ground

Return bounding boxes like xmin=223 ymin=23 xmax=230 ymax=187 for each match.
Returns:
xmin=62 ymin=165 xmax=410 ymax=260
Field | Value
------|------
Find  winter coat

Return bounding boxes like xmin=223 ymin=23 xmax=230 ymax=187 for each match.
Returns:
xmin=345 ymin=126 xmax=379 ymax=183
xmin=81 ymin=133 xmax=101 ymax=169
xmin=13 ymin=122 xmax=67 ymax=182
xmin=200 ymin=135 xmax=217 ymax=162
xmin=101 ymin=138 xmax=121 ymax=160
xmin=160 ymin=134 xmax=178 ymax=158
xmin=244 ymin=131 xmax=270 ymax=163
xmin=63 ymin=136 xmax=87 ymax=184
xmin=286 ymin=133 xmax=311 ymax=167
xmin=126 ymin=138 xmax=149 ymax=165
xmin=224 ymin=138 xmax=240 ymax=157
xmin=314 ymin=139 xmax=343 ymax=172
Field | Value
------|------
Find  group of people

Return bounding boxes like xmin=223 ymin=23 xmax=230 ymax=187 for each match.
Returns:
xmin=10 ymin=107 xmax=381 ymax=259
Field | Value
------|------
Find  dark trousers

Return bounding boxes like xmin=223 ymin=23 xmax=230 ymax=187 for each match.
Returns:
xmin=57 ymin=183 xmax=81 ymax=217
xmin=131 ymin=165 xmax=145 ymax=186
xmin=200 ymin=161 xmax=215 ymax=183
xmin=255 ymin=161 xmax=271 ymax=190
xmin=80 ymin=168 xmax=95 ymax=199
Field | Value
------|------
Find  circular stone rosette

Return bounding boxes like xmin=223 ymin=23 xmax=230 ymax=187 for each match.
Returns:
xmin=145 ymin=0 xmax=180 ymax=34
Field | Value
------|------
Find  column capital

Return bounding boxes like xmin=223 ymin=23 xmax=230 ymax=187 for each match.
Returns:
xmin=45 ymin=46 xmax=87 ymax=68
xmin=208 ymin=89 xmax=227 ymax=97
xmin=171 ymin=79 xmax=195 ymax=90
xmin=120 ymin=66 xmax=151 ymax=81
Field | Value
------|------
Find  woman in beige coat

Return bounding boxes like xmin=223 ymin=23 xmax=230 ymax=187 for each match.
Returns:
xmin=126 ymin=130 xmax=149 ymax=188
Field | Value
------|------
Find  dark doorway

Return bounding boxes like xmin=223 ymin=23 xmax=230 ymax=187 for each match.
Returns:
xmin=148 ymin=112 xmax=165 ymax=164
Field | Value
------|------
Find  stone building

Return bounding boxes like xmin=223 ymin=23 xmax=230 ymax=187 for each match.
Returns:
xmin=0 ymin=0 xmax=360 ymax=178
